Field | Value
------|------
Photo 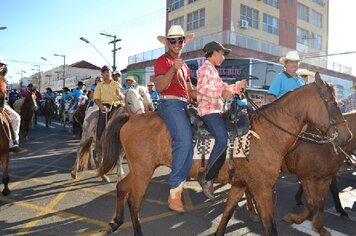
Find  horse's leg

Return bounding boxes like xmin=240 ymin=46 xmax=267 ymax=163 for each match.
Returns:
xmin=283 ymin=179 xmax=314 ymax=224
xmin=329 ymin=176 xmax=348 ymax=218
xmin=311 ymin=179 xmax=332 ymax=236
xmin=127 ymin=169 xmax=155 ymax=236
xmin=245 ymin=189 xmax=260 ymax=222
xmin=215 ymin=185 xmax=246 ymax=236
xmin=107 ymin=173 xmax=132 ymax=233
xmin=117 ymin=154 xmax=125 ymax=181
xmin=1 ymin=153 xmax=10 ymax=196
xmin=252 ymin=186 xmax=278 ymax=236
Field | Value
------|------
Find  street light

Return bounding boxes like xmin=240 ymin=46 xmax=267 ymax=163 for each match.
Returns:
xmin=79 ymin=37 xmax=112 ymax=67
xmin=32 ymin=65 xmax=41 ymax=92
xmin=41 ymin=57 xmax=55 ymax=67
xmin=16 ymin=70 xmax=27 ymax=87
xmin=53 ymin=53 xmax=66 ymax=87
xmin=0 ymin=27 xmax=7 ymax=30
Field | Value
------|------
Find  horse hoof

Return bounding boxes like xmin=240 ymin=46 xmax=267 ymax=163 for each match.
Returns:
xmin=102 ymin=175 xmax=110 ymax=183
xmin=282 ymin=214 xmax=294 ymax=223
xmin=107 ymin=222 xmax=119 ymax=233
xmin=71 ymin=171 xmax=77 ymax=179
xmin=2 ymin=188 xmax=11 ymax=196
xmin=249 ymin=213 xmax=260 ymax=222
xmin=340 ymin=212 xmax=349 ymax=220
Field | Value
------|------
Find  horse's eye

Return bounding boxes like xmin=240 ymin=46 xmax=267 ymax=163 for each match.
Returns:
xmin=127 ymin=102 xmax=132 ymax=105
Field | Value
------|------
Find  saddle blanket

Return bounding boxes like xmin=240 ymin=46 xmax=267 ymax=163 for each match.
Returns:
xmin=13 ymin=98 xmax=25 ymax=114
xmin=193 ymin=130 xmax=260 ymax=160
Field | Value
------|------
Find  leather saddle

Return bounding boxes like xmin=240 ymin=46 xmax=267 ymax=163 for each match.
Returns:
xmin=188 ymin=105 xmax=250 ymax=140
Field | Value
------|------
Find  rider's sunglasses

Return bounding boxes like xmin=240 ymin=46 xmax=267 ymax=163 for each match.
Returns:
xmin=168 ymin=37 xmax=185 ymax=45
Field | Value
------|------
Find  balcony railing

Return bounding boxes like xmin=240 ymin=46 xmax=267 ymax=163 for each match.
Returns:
xmin=128 ymin=30 xmax=352 ymax=74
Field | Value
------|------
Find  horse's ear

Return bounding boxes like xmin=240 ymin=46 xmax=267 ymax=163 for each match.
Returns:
xmin=314 ymin=72 xmax=323 ymax=86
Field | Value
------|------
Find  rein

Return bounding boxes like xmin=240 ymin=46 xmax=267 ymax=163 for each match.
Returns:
xmin=245 ymin=85 xmax=339 ymax=144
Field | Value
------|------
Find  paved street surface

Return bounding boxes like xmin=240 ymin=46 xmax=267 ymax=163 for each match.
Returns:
xmin=0 ymin=117 xmax=355 ymax=236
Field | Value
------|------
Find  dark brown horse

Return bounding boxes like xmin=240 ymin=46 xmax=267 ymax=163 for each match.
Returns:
xmin=100 ymin=74 xmax=351 ymax=236
xmin=43 ymin=98 xmax=55 ymax=128
xmin=280 ymin=111 xmax=356 ymax=236
xmin=0 ymin=76 xmax=11 ymax=196
xmin=72 ymin=102 xmax=87 ymax=137
xmin=13 ymin=92 xmax=37 ymax=141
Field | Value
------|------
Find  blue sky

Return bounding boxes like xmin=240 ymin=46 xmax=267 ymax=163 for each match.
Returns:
xmin=1 ymin=0 xmax=355 ymax=84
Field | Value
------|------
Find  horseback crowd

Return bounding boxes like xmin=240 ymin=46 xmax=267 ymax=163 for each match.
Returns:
xmin=1 ymin=24 xmax=355 ymax=236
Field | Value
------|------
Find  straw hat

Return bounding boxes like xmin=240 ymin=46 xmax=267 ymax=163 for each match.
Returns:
xmin=0 ymin=56 xmax=6 ymax=65
xmin=147 ymin=82 xmax=155 ymax=86
xmin=125 ymin=76 xmax=136 ymax=82
xmin=297 ymin=69 xmax=315 ymax=79
xmin=157 ymin=25 xmax=194 ymax=45
xmin=279 ymin=51 xmax=301 ymax=64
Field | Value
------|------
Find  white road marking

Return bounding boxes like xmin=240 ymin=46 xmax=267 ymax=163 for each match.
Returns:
xmin=291 ymin=220 xmax=348 ymax=236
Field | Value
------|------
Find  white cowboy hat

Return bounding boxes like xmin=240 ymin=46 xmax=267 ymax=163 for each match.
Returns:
xmin=157 ymin=25 xmax=194 ymax=45
xmin=147 ymin=82 xmax=155 ymax=86
xmin=296 ymin=69 xmax=315 ymax=79
xmin=0 ymin=56 xmax=6 ymax=65
xmin=125 ymin=76 xmax=136 ymax=82
xmin=279 ymin=50 xmax=301 ymax=64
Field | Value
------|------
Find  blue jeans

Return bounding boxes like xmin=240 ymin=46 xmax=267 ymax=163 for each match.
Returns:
xmin=158 ymin=100 xmax=193 ymax=189
xmin=201 ymin=113 xmax=228 ymax=180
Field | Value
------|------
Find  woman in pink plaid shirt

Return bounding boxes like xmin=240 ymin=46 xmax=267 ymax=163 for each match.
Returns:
xmin=196 ymin=41 xmax=247 ymax=200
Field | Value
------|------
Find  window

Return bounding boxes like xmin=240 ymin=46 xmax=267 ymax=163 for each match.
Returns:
xmin=187 ymin=8 xmax=205 ymax=31
xmin=311 ymin=33 xmax=322 ymax=49
xmin=188 ymin=0 xmax=197 ymax=3
xmin=298 ymin=3 xmax=309 ymax=22
xmin=240 ymin=4 xmax=259 ymax=29
xmin=289 ymin=23 xmax=294 ymax=32
xmin=312 ymin=10 xmax=322 ymax=28
xmin=296 ymin=27 xmax=309 ymax=45
xmin=169 ymin=16 xmax=184 ymax=28
xmin=169 ymin=0 xmax=184 ymax=11
xmin=264 ymin=0 xmax=279 ymax=9
xmin=313 ymin=0 xmax=325 ymax=6
xmin=263 ymin=14 xmax=279 ymax=35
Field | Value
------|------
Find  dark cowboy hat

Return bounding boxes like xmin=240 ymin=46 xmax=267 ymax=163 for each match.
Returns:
xmin=62 ymin=87 xmax=69 ymax=91
xmin=77 ymin=81 xmax=84 ymax=86
xmin=27 ymin=84 xmax=34 ymax=87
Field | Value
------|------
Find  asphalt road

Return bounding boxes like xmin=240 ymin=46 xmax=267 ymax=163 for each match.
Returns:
xmin=0 ymin=116 xmax=355 ymax=236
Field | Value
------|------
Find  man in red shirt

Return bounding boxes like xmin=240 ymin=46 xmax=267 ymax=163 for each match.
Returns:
xmin=154 ymin=25 xmax=197 ymax=212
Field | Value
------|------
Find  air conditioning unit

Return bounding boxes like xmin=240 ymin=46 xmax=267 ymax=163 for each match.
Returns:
xmin=240 ymin=19 xmax=249 ymax=29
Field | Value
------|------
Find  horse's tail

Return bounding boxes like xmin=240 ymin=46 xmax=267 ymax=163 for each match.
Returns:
xmin=99 ymin=113 xmax=130 ymax=176
xmin=75 ymin=136 xmax=93 ymax=172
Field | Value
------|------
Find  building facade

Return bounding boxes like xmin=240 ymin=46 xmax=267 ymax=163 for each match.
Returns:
xmin=127 ymin=0 xmax=355 ymax=101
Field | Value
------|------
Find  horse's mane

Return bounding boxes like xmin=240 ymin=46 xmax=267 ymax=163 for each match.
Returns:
xmin=0 ymin=76 xmax=7 ymax=96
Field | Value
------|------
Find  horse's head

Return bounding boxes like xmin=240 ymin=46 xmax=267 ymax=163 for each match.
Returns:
xmin=125 ymin=89 xmax=145 ymax=114
xmin=137 ymin=86 xmax=154 ymax=111
xmin=306 ymin=73 xmax=352 ymax=146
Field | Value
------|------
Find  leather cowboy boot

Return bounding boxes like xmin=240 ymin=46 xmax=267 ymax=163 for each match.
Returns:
xmin=168 ymin=182 xmax=185 ymax=212
xmin=197 ymin=172 xmax=215 ymax=200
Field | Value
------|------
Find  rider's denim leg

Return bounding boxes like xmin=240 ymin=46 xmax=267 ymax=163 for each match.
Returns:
xmin=201 ymin=113 xmax=228 ymax=174
xmin=96 ymin=111 xmax=107 ymax=139
xmin=158 ymin=100 xmax=193 ymax=189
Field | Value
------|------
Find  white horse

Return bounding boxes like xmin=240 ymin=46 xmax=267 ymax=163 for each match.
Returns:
xmin=60 ymin=99 xmax=72 ymax=132
xmin=71 ymin=88 xmax=149 ymax=182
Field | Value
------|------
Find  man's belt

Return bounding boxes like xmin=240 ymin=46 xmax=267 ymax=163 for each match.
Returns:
xmin=160 ymin=95 xmax=188 ymax=103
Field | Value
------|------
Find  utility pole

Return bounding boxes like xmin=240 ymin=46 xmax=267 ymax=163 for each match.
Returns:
xmin=32 ymin=65 xmax=41 ymax=92
xmin=100 ymin=32 xmax=121 ymax=72
xmin=53 ymin=54 xmax=66 ymax=87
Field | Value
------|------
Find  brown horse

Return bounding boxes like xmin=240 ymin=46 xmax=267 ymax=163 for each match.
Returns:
xmin=13 ymin=93 xmax=37 ymax=141
xmin=0 ymin=76 xmax=11 ymax=196
xmin=72 ymin=102 xmax=87 ymax=137
xmin=99 ymin=74 xmax=351 ymax=236
xmin=43 ymin=98 xmax=55 ymax=128
xmin=280 ymin=111 xmax=356 ymax=236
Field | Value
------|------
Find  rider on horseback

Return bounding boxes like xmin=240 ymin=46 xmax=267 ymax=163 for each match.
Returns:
xmin=0 ymin=56 xmax=27 ymax=153
xmin=196 ymin=41 xmax=247 ymax=200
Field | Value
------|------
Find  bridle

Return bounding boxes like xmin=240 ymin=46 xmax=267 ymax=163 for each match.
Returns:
xmin=246 ymin=82 xmax=340 ymax=144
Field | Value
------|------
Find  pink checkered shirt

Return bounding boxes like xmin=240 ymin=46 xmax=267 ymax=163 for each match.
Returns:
xmin=197 ymin=60 xmax=243 ymax=117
